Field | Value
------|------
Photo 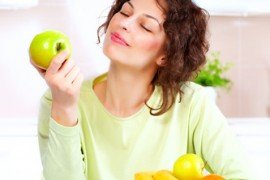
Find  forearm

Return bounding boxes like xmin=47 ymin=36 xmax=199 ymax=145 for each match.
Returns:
xmin=40 ymin=117 xmax=85 ymax=180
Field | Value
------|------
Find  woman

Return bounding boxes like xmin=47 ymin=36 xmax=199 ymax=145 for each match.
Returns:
xmin=32 ymin=0 xmax=254 ymax=179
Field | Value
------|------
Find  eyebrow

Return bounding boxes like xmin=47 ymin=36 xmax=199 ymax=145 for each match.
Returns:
xmin=126 ymin=1 xmax=162 ymax=28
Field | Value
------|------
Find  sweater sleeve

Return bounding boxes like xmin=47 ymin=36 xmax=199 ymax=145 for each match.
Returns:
xmin=37 ymin=89 xmax=86 ymax=180
xmin=190 ymin=88 xmax=255 ymax=180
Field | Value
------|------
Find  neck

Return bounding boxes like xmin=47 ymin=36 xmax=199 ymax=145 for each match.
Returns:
xmin=103 ymin=63 xmax=155 ymax=117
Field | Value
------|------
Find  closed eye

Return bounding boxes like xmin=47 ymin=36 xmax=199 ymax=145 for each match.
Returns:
xmin=120 ymin=12 xmax=129 ymax=17
xmin=141 ymin=25 xmax=151 ymax=32
xmin=120 ymin=11 xmax=152 ymax=33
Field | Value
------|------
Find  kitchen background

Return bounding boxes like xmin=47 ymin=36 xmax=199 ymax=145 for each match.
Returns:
xmin=0 ymin=0 xmax=269 ymax=179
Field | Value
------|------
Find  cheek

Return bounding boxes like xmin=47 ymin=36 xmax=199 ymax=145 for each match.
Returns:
xmin=137 ymin=37 xmax=162 ymax=52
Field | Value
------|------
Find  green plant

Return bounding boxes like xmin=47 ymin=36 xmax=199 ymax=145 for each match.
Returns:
xmin=194 ymin=52 xmax=233 ymax=89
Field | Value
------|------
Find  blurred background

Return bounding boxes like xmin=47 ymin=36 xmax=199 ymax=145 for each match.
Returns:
xmin=0 ymin=0 xmax=269 ymax=179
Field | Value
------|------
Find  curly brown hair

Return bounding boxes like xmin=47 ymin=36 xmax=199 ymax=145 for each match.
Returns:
xmin=97 ymin=0 xmax=209 ymax=116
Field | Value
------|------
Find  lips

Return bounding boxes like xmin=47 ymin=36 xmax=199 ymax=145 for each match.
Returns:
xmin=110 ymin=32 xmax=129 ymax=46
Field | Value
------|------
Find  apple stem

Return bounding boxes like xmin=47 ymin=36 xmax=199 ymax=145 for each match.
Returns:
xmin=56 ymin=42 xmax=62 ymax=52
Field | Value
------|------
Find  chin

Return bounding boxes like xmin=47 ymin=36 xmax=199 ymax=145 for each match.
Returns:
xmin=103 ymin=43 xmax=126 ymax=65
xmin=103 ymin=38 xmax=127 ymax=62
xmin=103 ymin=42 xmax=116 ymax=59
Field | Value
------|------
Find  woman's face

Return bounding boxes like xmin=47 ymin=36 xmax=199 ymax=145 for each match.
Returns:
xmin=103 ymin=0 xmax=167 ymax=71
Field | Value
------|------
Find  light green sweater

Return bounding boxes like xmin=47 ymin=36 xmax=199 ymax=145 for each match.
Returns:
xmin=38 ymin=73 xmax=254 ymax=180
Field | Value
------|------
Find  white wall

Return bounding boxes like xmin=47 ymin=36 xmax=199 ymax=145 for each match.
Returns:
xmin=1 ymin=0 xmax=270 ymax=120
xmin=195 ymin=0 xmax=270 ymax=15
xmin=0 ymin=0 xmax=113 ymax=120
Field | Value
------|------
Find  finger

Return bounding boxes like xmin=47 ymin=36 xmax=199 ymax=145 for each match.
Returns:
xmin=58 ymin=59 xmax=75 ymax=77
xmin=72 ymin=73 xmax=84 ymax=89
xmin=65 ymin=66 xmax=80 ymax=84
xmin=46 ymin=51 xmax=69 ymax=75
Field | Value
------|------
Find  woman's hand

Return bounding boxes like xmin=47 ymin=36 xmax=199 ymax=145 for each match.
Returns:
xmin=30 ymin=51 xmax=84 ymax=126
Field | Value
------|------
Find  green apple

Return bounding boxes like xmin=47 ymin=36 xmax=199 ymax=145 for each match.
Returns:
xmin=29 ymin=30 xmax=72 ymax=69
xmin=173 ymin=153 xmax=205 ymax=180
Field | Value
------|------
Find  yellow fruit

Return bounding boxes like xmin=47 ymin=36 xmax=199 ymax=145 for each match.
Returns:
xmin=202 ymin=174 xmax=225 ymax=180
xmin=173 ymin=153 xmax=204 ymax=180
xmin=152 ymin=170 xmax=178 ymax=180
xmin=135 ymin=171 xmax=155 ymax=180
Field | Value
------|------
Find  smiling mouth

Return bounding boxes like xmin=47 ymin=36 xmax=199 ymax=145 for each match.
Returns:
xmin=110 ymin=33 xmax=129 ymax=46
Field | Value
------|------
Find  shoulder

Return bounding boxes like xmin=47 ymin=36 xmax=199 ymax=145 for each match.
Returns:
xmin=148 ymin=82 xmax=209 ymax=111
xmin=182 ymin=82 xmax=224 ymax=126
xmin=181 ymin=81 xmax=205 ymax=95
xmin=180 ymin=81 xmax=210 ymax=106
xmin=80 ymin=78 xmax=93 ymax=93
xmin=80 ymin=73 xmax=107 ymax=94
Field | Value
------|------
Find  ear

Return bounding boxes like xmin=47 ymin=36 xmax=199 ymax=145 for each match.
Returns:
xmin=157 ymin=57 xmax=166 ymax=67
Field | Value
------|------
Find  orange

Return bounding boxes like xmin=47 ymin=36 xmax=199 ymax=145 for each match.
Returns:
xmin=202 ymin=174 xmax=225 ymax=180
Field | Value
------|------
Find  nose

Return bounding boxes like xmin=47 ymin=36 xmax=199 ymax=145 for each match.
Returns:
xmin=120 ymin=16 xmax=134 ymax=32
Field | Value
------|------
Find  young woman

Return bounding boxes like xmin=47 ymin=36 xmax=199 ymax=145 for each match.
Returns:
xmin=32 ymin=0 xmax=254 ymax=179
